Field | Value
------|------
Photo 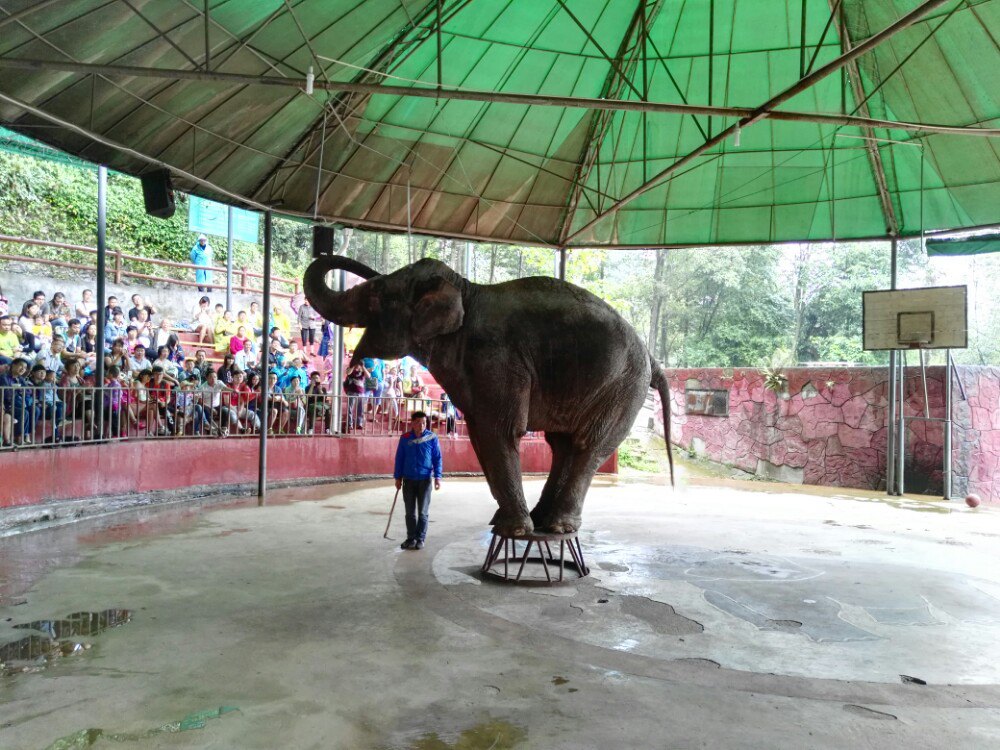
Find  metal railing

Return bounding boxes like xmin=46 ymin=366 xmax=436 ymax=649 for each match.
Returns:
xmin=0 ymin=235 xmax=300 ymax=298
xmin=338 ymin=393 xmax=467 ymax=438
xmin=0 ymin=384 xmax=467 ymax=449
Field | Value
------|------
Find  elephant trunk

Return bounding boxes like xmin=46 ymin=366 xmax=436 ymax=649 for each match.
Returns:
xmin=304 ymin=255 xmax=380 ymax=328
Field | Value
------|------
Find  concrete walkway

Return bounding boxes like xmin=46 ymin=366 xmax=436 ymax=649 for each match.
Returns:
xmin=2 ymin=473 xmax=1000 ymax=749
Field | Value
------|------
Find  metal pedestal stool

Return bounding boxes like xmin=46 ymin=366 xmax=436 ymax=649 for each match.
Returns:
xmin=481 ymin=530 xmax=589 ymax=584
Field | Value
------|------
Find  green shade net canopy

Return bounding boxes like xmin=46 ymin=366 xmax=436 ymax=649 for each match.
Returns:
xmin=0 ymin=0 xmax=997 ymax=248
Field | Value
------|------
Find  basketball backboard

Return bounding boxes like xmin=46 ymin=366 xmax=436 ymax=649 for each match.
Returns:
xmin=862 ymin=286 xmax=967 ymax=351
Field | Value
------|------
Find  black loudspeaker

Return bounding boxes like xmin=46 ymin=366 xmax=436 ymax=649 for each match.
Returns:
xmin=313 ymin=225 xmax=336 ymax=257
xmin=140 ymin=169 xmax=176 ymax=219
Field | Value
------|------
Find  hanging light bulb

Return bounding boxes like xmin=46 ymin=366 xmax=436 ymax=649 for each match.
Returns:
xmin=305 ymin=66 xmax=315 ymax=96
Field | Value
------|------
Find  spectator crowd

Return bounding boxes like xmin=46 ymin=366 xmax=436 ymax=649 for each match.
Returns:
xmin=0 ymin=283 xmax=458 ymax=447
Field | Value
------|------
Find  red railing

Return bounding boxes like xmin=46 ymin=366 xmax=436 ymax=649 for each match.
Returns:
xmin=0 ymin=235 xmax=300 ymax=298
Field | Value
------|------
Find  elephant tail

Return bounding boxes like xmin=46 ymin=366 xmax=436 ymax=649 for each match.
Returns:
xmin=650 ymin=357 xmax=675 ymax=488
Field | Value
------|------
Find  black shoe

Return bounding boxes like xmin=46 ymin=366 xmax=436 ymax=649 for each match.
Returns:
xmin=414 ymin=540 xmax=425 ymax=550
xmin=400 ymin=539 xmax=415 ymax=550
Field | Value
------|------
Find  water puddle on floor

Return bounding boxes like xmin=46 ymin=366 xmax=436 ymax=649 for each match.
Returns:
xmin=1 ymin=609 xmax=131 ymax=676
xmin=401 ymin=719 xmax=525 ymax=750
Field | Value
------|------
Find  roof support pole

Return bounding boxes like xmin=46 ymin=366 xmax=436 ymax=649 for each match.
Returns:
xmin=435 ymin=0 xmax=443 ymax=97
xmin=708 ymin=0 xmax=715 ymax=139
xmin=225 ymin=205 xmax=234 ymax=311
xmin=94 ymin=165 xmax=107 ymax=440
xmin=641 ymin=0 xmax=648 ymax=183
xmin=886 ymin=237 xmax=898 ymax=495
xmin=203 ymin=0 xmax=211 ymax=71
xmin=258 ymin=210 xmax=273 ymax=501
xmin=563 ymin=0 xmax=952 ymax=245
xmin=800 ymin=0 xmax=808 ymax=78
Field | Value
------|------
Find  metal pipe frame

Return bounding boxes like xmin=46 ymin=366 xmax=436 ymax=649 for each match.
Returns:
xmin=886 ymin=238 xmax=898 ymax=495
xmin=330 ymin=268 xmax=345 ymax=434
xmin=226 ymin=205 xmax=234 ymax=311
xmin=898 ymin=350 xmax=906 ymax=496
xmin=944 ymin=350 xmax=953 ymax=501
xmin=94 ymin=165 xmax=108 ymax=439
xmin=563 ymin=0 xmax=956 ymax=245
xmin=258 ymin=210 xmax=272 ymax=499
xmin=1 ymin=56 xmax=996 ymax=141
xmin=832 ymin=0 xmax=899 ymax=236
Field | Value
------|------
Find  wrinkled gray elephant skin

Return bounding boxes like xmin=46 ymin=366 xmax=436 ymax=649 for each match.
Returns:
xmin=305 ymin=256 xmax=673 ymax=535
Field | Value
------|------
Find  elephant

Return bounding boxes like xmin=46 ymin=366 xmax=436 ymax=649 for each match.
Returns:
xmin=304 ymin=255 xmax=673 ymax=536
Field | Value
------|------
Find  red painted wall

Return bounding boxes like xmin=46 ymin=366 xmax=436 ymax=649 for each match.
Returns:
xmin=657 ymin=366 xmax=1000 ymax=503
xmin=0 ymin=437 xmax=617 ymax=509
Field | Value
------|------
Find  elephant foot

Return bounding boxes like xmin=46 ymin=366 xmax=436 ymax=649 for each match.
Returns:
xmin=490 ymin=508 xmax=534 ymax=536
xmin=528 ymin=507 xmax=581 ymax=534
xmin=535 ymin=516 xmax=580 ymax=534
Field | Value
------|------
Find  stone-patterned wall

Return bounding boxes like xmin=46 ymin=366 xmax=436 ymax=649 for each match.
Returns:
xmin=656 ymin=366 xmax=1000 ymax=504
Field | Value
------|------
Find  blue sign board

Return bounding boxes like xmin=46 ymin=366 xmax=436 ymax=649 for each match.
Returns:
xmin=188 ymin=195 xmax=260 ymax=244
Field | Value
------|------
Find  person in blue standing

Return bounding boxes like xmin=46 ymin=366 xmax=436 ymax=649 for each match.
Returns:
xmin=189 ymin=234 xmax=214 ymax=292
xmin=394 ymin=411 xmax=442 ymax=550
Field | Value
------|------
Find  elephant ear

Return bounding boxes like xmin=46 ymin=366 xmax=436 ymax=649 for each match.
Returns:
xmin=411 ymin=276 xmax=464 ymax=343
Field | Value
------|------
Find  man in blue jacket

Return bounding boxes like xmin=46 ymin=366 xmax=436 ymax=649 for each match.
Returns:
xmin=394 ymin=411 xmax=442 ymax=550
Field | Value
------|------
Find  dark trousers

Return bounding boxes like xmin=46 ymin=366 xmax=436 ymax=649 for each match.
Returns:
xmin=402 ymin=478 xmax=432 ymax=543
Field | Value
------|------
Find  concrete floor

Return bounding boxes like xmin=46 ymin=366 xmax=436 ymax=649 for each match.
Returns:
xmin=2 ymin=469 xmax=1000 ymax=749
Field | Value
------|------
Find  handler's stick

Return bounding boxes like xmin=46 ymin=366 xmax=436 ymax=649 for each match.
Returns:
xmin=383 ymin=487 xmax=401 ymax=539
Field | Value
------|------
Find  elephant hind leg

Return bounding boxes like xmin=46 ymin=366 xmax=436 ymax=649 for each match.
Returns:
xmin=536 ymin=444 xmax=611 ymax=533
xmin=530 ymin=432 xmax=573 ymax=528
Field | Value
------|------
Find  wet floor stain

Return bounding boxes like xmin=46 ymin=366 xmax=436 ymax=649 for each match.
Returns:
xmin=767 ymin=619 xmax=803 ymax=629
xmin=619 ymin=595 xmax=704 ymax=635
xmin=0 ymin=635 xmax=90 ymax=676
xmin=850 ymin=496 xmax=951 ymax=514
xmin=2 ymin=609 xmax=130 ymax=676
xmin=13 ymin=609 xmax=131 ymax=639
xmin=597 ymin=561 xmax=629 ymax=572
xmin=42 ymin=706 xmax=240 ymax=749
xmin=677 ymin=657 xmax=721 ymax=669
xmin=843 ymin=704 xmax=898 ymax=721
xmin=215 ymin=528 xmax=251 ymax=538
xmin=323 ymin=504 xmax=347 ymax=510
xmin=401 ymin=719 xmax=525 ymax=750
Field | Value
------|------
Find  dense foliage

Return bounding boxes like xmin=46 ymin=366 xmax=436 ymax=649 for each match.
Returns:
xmin=0 ymin=150 xmax=994 ymax=366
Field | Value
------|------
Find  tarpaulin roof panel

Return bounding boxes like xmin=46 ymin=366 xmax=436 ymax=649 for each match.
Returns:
xmin=0 ymin=0 xmax=997 ymax=248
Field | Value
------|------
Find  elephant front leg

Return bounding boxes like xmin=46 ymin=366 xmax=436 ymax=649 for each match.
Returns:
xmin=467 ymin=423 xmax=533 ymax=535
xmin=530 ymin=432 xmax=572 ymax=530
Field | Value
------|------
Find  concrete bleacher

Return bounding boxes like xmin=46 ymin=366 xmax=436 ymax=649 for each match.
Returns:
xmin=172 ymin=327 xmax=226 ymax=368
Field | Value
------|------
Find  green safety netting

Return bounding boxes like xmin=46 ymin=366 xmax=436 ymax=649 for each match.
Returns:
xmin=926 ymin=234 xmax=1000 ymax=255
xmin=0 ymin=125 xmax=94 ymax=167
xmin=0 ymin=0 xmax=997 ymax=248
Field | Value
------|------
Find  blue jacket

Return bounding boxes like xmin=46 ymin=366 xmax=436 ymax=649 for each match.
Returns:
xmin=279 ymin=365 xmax=308 ymax=390
xmin=394 ymin=429 xmax=443 ymax=480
